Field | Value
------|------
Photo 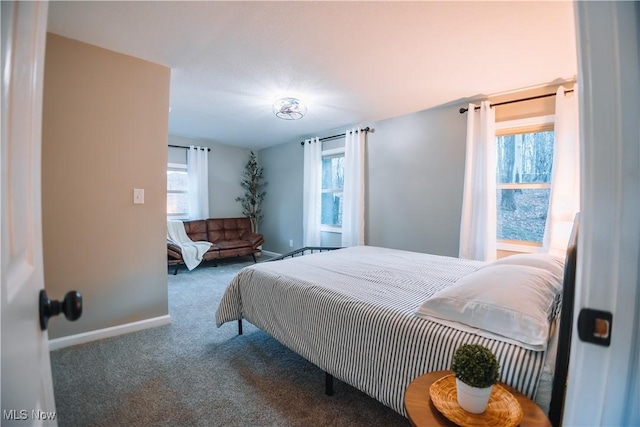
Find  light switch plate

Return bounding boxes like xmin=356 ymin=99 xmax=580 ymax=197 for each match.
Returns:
xmin=133 ymin=188 xmax=144 ymax=204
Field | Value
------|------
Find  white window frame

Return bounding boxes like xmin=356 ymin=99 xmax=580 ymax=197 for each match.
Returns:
xmin=495 ymin=115 xmax=555 ymax=253
xmin=167 ymin=162 xmax=189 ymax=220
xmin=321 ymin=147 xmax=345 ymax=234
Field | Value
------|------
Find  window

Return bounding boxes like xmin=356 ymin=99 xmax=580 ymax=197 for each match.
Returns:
xmin=321 ymin=149 xmax=344 ymax=231
xmin=495 ymin=116 xmax=554 ymax=252
xmin=167 ymin=163 xmax=189 ymax=219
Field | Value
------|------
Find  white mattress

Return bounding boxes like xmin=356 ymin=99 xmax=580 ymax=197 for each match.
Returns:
xmin=216 ymin=246 xmax=559 ymax=416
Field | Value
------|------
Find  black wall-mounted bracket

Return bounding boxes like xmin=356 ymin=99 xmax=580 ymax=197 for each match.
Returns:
xmin=577 ymin=308 xmax=613 ymax=347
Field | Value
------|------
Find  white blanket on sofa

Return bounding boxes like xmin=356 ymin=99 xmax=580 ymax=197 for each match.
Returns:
xmin=167 ymin=220 xmax=212 ymax=270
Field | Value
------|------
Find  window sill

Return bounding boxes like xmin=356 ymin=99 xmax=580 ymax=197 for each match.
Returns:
xmin=321 ymin=226 xmax=342 ymax=234
xmin=496 ymin=241 xmax=542 ymax=254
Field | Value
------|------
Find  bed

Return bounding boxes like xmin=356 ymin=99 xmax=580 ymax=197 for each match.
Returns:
xmin=215 ymin=220 xmax=578 ymax=422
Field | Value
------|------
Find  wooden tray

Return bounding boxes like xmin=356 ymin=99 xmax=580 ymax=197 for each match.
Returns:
xmin=429 ymin=375 xmax=523 ymax=427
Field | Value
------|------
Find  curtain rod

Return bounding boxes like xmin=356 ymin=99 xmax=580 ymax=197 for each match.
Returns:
xmin=168 ymin=144 xmax=211 ymax=152
xmin=459 ymin=89 xmax=575 ymax=114
xmin=299 ymin=127 xmax=374 ymax=146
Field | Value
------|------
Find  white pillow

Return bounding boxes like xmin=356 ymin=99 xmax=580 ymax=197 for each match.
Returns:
xmin=488 ymin=254 xmax=565 ymax=282
xmin=415 ymin=264 xmax=562 ymax=350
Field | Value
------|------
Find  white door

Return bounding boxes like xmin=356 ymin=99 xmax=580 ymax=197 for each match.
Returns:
xmin=0 ymin=1 xmax=57 ymax=426
xmin=564 ymin=1 xmax=640 ymax=426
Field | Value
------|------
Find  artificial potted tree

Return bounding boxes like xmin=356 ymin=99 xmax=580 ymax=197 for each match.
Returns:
xmin=451 ymin=344 xmax=500 ymax=413
xmin=235 ymin=151 xmax=267 ymax=233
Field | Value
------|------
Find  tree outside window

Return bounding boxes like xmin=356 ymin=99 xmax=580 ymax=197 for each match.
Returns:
xmin=321 ymin=154 xmax=344 ymax=228
xmin=496 ymin=126 xmax=554 ymax=245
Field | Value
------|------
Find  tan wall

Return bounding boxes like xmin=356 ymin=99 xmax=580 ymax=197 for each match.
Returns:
xmin=42 ymin=34 xmax=171 ymax=339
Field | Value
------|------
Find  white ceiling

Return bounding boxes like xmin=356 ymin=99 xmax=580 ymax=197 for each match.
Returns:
xmin=47 ymin=1 xmax=578 ymax=150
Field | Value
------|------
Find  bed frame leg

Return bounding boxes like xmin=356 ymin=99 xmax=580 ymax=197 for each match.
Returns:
xmin=325 ymin=373 xmax=334 ymax=396
xmin=237 ymin=319 xmax=243 ymax=335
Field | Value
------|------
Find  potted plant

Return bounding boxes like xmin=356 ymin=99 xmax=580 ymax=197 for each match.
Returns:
xmin=235 ymin=151 xmax=267 ymax=233
xmin=451 ymin=344 xmax=500 ymax=413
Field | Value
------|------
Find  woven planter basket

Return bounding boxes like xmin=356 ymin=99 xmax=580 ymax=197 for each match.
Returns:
xmin=429 ymin=374 xmax=523 ymax=427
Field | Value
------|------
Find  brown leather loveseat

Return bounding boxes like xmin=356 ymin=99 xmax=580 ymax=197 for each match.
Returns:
xmin=168 ymin=217 xmax=264 ymax=274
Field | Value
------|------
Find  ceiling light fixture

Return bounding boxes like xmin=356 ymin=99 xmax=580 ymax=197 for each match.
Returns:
xmin=273 ymin=97 xmax=307 ymax=120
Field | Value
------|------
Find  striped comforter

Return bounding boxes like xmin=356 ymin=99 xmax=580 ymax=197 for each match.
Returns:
xmin=215 ymin=246 xmax=557 ymax=416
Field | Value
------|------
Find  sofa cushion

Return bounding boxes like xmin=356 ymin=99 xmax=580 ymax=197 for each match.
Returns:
xmin=206 ymin=218 xmax=252 ymax=243
xmin=216 ymin=240 xmax=252 ymax=250
xmin=184 ymin=220 xmax=208 ymax=242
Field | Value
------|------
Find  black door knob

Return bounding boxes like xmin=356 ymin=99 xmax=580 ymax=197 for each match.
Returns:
xmin=39 ymin=289 xmax=83 ymax=331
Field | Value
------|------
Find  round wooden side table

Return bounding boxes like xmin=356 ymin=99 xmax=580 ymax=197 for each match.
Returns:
xmin=404 ymin=370 xmax=551 ymax=426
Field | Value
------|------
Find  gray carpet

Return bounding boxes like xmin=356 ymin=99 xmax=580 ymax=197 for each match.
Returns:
xmin=50 ymin=256 xmax=409 ymax=427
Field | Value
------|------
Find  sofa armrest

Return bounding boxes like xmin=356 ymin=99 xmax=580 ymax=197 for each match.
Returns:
xmin=167 ymin=241 xmax=182 ymax=260
xmin=241 ymin=232 xmax=264 ymax=248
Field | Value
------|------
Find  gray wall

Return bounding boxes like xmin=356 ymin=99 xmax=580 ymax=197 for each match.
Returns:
xmin=259 ymin=141 xmax=303 ymax=253
xmin=168 ymin=135 xmax=252 ymax=218
xmin=366 ymin=105 xmax=467 ymax=256
xmin=259 ymin=102 xmax=468 ymax=256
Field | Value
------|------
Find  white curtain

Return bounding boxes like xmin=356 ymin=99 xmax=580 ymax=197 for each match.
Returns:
xmin=459 ymin=101 xmax=497 ymax=261
xmin=543 ymin=86 xmax=580 ymax=257
xmin=342 ymin=128 xmax=365 ymax=247
xmin=187 ymin=145 xmax=209 ymax=220
xmin=303 ymin=137 xmax=322 ymax=246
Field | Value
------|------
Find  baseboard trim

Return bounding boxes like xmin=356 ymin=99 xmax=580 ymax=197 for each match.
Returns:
xmin=48 ymin=315 xmax=171 ymax=351
xmin=258 ymin=250 xmax=281 ymax=258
